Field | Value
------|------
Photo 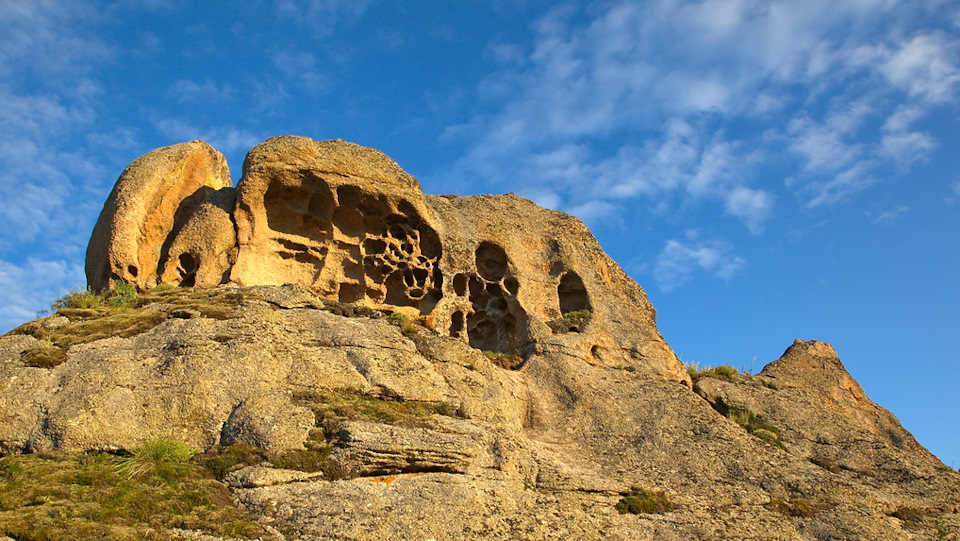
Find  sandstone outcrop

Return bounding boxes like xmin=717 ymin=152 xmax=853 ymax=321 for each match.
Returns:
xmin=85 ymin=136 xmax=686 ymax=383
xmin=85 ymin=140 xmax=232 ymax=291
xmin=1 ymin=138 xmax=956 ymax=540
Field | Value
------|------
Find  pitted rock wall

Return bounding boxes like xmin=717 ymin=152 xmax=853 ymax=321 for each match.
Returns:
xmin=85 ymin=136 xmax=687 ymax=383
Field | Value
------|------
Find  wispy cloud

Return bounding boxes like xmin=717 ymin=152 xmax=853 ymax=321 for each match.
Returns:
xmin=274 ymin=0 xmax=373 ymax=31
xmin=271 ymin=49 xmax=328 ymax=92
xmin=868 ymin=205 xmax=911 ymax=224
xmin=169 ymin=79 xmax=236 ymax=103
xmin=653 ymin=233 xmax=747 ymax=292
xmin=0 ymin=257 xmax=85 ymax=333
xmin=445 ymin=0 xmax=960 ymax=232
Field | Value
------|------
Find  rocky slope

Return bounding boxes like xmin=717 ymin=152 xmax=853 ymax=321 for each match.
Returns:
xmin=1 ymin=137 xmax=957 ymax=540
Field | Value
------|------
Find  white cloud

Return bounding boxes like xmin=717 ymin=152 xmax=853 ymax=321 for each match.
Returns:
xmin=804 ymin=163 xmax=876 ymax=208
xmin=870 ymin=33 xmax=960 ymax=104
xmin=653 ymin=234 xmax=747 ymax=292
xmin=272 ymin=50 xmax=328 ymax=91
xmin=725 ymin=187 xmax=774 ymax=234
xmin=169 ymin=79 xmax=235 ymax=103
xmin=447 ymin=0 xmax=959 ymax=241
xmin=879 ymin=105 xmax=937 ymax=168
xmin=869 ymin=204 xmax=910 ymax=224
xmin=274 ymin=0 xmax=373 ymax=29
xmin=0 ymin=257 xmax=85 ymax=333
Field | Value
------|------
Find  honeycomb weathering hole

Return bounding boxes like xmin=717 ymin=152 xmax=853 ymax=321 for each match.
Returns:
xmin=558 ymin=271 xmax=591 ymax=314
xmin=475 ymin=241 xmax=508 ymax=281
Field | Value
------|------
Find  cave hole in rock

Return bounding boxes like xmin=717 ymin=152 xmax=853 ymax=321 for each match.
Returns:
xmin=450 ymin=311 xmax=464 ymax=337
xmin=265 ymin=180 xmax=335 ymax=243
xmin=308 ymin=190 xmax=334 ymax=219
xmin=128 ymin=265 xmax=139 ymax=278
xmin=336 ymin=185 xmax=361 ymax=208
xmin=358 ymin=193 xmax=389 ymax=220
xmin=388 ymin=223 xmax=407 ymax=239
xmin=364 ymin=238 xmax=387 ymax=255
xmin=397 ymin=199 xmax=418 ymax=217
xmin=364 ymin=215 xmax=387 ymax=235
xmin=468 ymin=276 xmax=484 ymax=298
xmin=417 ymin=224 xmax=442 ymax=259
xmin=339 ymin=282 xmax=364 ymax=303
xmin=467 ymin=312 xmax=498 ymax=351
xmin=453 ymin=274 xmax=468 ymax=296
xmin=383 ymin=271 xmax=418 ymax=308
xmin=558 ymin=271 xmax=591 ymax=315
xmin=503 ymin=277 xmax=519 ymax=296
xmin=475 ymin=241 xmax=508 ymax=281
xmin=366 ymin=287 xmax=384 ymax=302
xmin=178 ymin=253 xmax=197 ymax=287
xmin=332 ymin=206 xmax=365 ymax=238
xmin=421 ymin=288 xmax=443 ymax=314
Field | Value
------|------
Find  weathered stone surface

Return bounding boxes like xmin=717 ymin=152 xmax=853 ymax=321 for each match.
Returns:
xmin=85 ymin=140 xmax=232 ymax=291
xmin=85 ymin=136 xmax=687 ymax=383
xmin=1 ymin=287 xmax=957 ymax=540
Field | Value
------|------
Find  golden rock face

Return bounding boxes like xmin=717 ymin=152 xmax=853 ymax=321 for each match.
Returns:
xmin=85 ymin=140 xmax=232 ymax=292
xmin=85 ymin=136 xmax=688 ymax=383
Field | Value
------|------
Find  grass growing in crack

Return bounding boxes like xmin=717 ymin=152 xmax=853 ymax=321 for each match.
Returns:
xmin=769 ymin=498 xmax=820 ymax=517
xmin=257 ymin=391 xmax=461 ymax=477
xmin=0 ymin=442 xmax=268 ymax=540
xmin=687 ymin=363 xmax=739 ymax=382
xmin=615 ymin=487 xmax=675 ymax=514
xmin=388 ymin=312 xmax=420 ymax=336
xmin=727 ymin=407 xmax=787 ymax=450
xmin=546 ymin=310 xmax=592 ymax=334
xmin=11 ymin=286 xmax=255 ymax=368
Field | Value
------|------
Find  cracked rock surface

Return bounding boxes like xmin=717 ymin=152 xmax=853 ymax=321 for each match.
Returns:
xmin=1 ymin=285 xmax=957 ymax=540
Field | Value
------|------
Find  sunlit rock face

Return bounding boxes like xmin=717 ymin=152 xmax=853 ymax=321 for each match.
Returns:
xmin=85 ymin=140 xmax=233 ymax=292
xmin=85 ymin=136 xmax=688 ymax=383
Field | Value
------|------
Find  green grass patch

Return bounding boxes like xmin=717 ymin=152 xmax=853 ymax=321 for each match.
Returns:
xmin=0 ymin=442 xmax=269 ymax=540
xmin=727 ymin=407 xmax=787 ymax=450
xmin=387 ymin=312 xmax=420 ymax=336
xmin=20 ymin=342 xmax=68 ymax=368
xmin=687 ymin=363 xmax=739 ymax=382
xmin=615 ymin=487 xmax=675 ymax=515
xmin=562 ymin=309 xmax=592 ymax=320
xmin=10 ymin=287 xmax=255 ymax=367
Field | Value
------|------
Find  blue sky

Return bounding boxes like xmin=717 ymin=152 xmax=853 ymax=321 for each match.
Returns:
xmin=2 ymin=0 xmax=958 ymax=466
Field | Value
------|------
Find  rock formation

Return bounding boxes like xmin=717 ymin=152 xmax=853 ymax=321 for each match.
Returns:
xmin=84 ymin=136 xmax=685 ymax=383
xmin=1 ymin=137 xmax=957 ymax=540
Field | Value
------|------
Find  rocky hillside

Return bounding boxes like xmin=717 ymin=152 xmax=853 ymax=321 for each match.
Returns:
xmin=1 ymin=137 xmax=957 ymax=540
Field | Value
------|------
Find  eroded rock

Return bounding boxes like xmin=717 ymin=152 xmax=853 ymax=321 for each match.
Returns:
xmin=85 ymin=140 xmax=232 ymax=291
xmin=84 ymin=136 xmax=688 ymax=383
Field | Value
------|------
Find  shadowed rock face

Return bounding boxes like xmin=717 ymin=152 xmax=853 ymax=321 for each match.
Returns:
xmin=85 ymin=136 xmax=687 ymax=383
